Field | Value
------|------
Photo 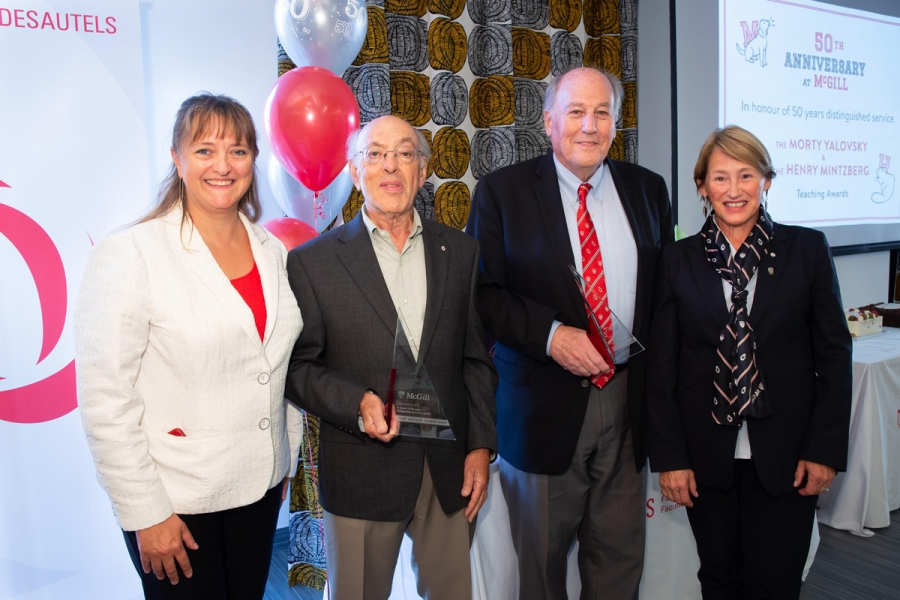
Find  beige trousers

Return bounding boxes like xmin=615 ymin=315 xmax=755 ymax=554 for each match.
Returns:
xmin=323 ymin=458 xmax=474 ymax=600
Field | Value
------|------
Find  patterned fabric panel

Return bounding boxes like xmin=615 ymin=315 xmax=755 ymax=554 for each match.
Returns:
xmin=280 ymin=0 xmax=639 ymax=588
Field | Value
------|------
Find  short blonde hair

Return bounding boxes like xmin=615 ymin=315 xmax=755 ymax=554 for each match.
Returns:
xmin=694 ymin=125 xmax=775 ymax=189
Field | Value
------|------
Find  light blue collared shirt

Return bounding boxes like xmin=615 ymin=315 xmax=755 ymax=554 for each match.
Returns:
xmin=361 ymin=206 xmax=427 ymax=359
xmin=546 ymin=157 xmax=638 ymax=361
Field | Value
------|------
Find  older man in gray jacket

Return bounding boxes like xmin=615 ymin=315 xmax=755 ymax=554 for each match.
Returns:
xmin=285 ymin=115 xmax=497 ymax=600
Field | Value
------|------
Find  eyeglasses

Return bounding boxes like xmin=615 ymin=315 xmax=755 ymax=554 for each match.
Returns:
xmin=358 ymin=146 xmax=422 ymax=165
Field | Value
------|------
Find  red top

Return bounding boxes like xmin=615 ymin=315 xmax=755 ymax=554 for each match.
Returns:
xmin=230 ymin=262 xmax=266 ymax=341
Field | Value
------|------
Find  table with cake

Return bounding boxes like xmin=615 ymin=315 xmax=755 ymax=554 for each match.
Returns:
xmin=845 ymin=307 xmax=883 ymax=337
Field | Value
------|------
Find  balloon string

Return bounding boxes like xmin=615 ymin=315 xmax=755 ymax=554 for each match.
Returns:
xmin=313 ymin=191 xmax=319 ymax=229
xmin=314 ymin=191 xmax=328 ymax=223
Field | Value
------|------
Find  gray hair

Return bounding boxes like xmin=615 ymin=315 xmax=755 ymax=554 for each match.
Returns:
xmin=346 ymin=118 xmax=432 ymax=168
xmin=543 ymin=67 xmax=624 ymax=122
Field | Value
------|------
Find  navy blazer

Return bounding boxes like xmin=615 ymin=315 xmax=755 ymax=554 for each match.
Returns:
xmin=467 ymin=152 xmax=674 ymax=474
xmin=645 ymin=223 xmax=852 ymax=496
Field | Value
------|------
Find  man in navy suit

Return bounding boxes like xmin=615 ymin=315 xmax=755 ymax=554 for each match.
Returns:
xmin=467 ymin=67 xmax=673 ymax=599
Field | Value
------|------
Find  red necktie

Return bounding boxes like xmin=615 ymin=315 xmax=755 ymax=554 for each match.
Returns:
xmin=576 ymin=183 xmax=615 ymax=388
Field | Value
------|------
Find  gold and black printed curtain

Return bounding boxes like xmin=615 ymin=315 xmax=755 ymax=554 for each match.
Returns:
xmin=281 ymin=0 xmax=638 ymax=589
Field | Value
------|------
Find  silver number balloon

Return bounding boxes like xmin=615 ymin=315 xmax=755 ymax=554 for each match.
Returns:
xmin=275 ymin=0 xmax=368 ymax=74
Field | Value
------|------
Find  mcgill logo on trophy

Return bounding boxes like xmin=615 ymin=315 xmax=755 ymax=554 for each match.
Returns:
xmin=384 ymin=310 xmax=455 ymax=440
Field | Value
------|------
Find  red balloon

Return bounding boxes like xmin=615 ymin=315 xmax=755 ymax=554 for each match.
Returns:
xmin=262 ymin=217 xmax=317 ymax=250
xmin=265 ymin=66 xmax=361 ymax=192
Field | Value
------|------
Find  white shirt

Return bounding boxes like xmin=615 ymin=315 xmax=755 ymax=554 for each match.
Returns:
xmin=546 ymin=157 xmax=638 ymax=362
xmin=720 ymin=234 xmax=757 ymax=459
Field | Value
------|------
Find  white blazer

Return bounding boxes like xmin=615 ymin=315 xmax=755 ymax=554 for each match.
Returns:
xmin=75 ymin=207 xmax=303 ymax=531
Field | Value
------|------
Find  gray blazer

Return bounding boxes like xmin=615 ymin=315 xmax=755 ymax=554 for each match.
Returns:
xmin=285 ymin=212 xmax=497 ymax=521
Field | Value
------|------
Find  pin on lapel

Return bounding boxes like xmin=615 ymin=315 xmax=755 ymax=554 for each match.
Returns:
xmin=441 ymin=245 xmax=446 ymax=251
xmin=767 ymin=267 xmax=774 ymax=275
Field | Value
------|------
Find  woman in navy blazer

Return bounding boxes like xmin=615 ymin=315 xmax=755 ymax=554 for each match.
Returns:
xmin=646 ymin=126 xmax=851 ymax=599
xmin=76 ymin=94 xmax=303 ymax=599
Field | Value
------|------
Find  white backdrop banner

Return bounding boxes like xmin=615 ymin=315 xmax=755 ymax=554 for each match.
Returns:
xmin=720 ymin=0 xmax=900 ymax=227
xmin=0 ymin=1 xmax=147 ymax=597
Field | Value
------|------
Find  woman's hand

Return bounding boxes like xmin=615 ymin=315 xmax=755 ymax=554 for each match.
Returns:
xmin=794 ymin=460 xmax=836 ymax=496
xmin=282 ymin=476 xmax=291 ymax=502
xmin=659 ymin=469 xmax=699 ymax=508
xmin=135 ymin=513 xmax=199 ymax=584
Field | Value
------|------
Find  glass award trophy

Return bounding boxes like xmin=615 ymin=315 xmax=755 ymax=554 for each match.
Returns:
xmin=568 ymin=265 xmax=644 ymax=364
xmin=384 ymin=310 xmax=456 ymax=440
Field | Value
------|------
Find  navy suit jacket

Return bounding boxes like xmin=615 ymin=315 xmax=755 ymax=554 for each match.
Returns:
xmin=645 ymin=224 xmax=852 ymax=496
xmin=467 ymin=152 xmax=674 ymax=474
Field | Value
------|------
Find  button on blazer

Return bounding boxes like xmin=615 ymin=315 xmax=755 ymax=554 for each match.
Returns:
xmin=75 ymin=207 xmax=303 ymax=531
xmin=285 ymin=214 xmax=497 ymax=522
xmin=467 ymin=153 xmax=674 ymax=474
xmin=645 ymin=225 xmax=852 ymax=495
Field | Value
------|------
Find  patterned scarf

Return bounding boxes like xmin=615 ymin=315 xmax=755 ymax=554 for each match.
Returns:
xmin=701 ymin=208 xmax=774 ymax=427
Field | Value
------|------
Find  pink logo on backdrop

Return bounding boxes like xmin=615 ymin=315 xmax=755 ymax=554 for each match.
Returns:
xmin=0 ymin=187 xmax=77 ymax=423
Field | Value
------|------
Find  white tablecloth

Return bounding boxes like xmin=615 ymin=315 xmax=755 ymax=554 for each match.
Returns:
xmin=816 ymin=327 xmax=900 ymax=536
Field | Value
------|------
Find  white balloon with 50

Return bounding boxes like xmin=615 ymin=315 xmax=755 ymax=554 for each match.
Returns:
xmin=268 ymin=153 xmax=354 ymax=232
xmin=275 ymin=0 xmax=368 ymax=74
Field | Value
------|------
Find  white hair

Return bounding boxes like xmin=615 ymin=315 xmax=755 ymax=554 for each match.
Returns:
xmin=345 ymin=117 xmax=432 ymax=168
xmin=543 ymin=67 xmax=625 ymax=122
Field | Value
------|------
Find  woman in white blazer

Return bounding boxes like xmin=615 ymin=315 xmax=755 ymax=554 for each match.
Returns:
xmin=75 ymin=94 xmax=303 ymax=600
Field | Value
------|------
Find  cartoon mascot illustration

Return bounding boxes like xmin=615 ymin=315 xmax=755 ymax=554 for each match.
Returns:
xmin=736 ymin=18 xmax=774 ymax=67
xmin=872 ymin=154 xmax=895 ymax=204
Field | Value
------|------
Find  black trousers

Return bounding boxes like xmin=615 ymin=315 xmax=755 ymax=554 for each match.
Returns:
xmin=686 ymin=459 xmax=818 ymax=600
xmin=123 ymin=484 xmax=282 ymax=600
